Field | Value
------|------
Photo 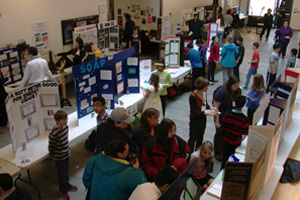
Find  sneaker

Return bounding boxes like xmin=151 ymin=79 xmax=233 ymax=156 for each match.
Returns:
xmin=212 ymin=80 xmax=219 ymax=82
xmin=66 ymin=184 xmax=78 ymax=192
xmin=61 ymin=190 xmax=70 ymax=200
xmin=210 ymin=81 xmax=214 ymax=85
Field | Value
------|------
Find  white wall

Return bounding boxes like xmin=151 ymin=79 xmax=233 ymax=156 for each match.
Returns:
xmin=162 ymin=0 xmax=212 ymax=23
xmin=291 ymin=0 xmax=300 ymax=30
xmin=0 ymin=0 xmax=107 ymax=59
xmin=114 ymin=0 xmax=160 ymax=31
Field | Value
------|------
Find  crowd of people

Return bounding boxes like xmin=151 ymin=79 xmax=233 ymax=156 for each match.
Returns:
xmin=1 ymin=6 xmax=300 ymax=200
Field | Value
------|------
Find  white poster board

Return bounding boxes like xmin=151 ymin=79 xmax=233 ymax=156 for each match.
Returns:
xmin=31 ymin=21 xmax=49 ymax=53
xmin=139 ymin=59 xmax=152 ymax=87
xmin=5 ymin=82 xmax=60 ymax=155
xmin=73 ymin=24 xmax=98 ymax=51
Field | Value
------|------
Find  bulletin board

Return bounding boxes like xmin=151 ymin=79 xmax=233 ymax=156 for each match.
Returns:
xmin=61 ymin=15 xmax=99 ymax=45
xmin=5 ymin=82 xmax=60 ymax=154
xmin=163 ymin=37 xmax=181 ymax=68
xmin=73 ymin=24 xmax=98 ymax=51
xmin=72 ymin=57 xmax=116 ymax=120
xmin=0 ymin=45 xmax=23 ymax=85
xmin=98 ymin=20 xmax=119 ymax=51
xmin=114 ymin=0 xmax=160 ymax=31
xmin=112 ymin=47 xmax=140 ymax=98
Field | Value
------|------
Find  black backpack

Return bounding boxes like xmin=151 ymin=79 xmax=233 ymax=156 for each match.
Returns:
xmin=85 ymin=130 xmax=96 ymax=152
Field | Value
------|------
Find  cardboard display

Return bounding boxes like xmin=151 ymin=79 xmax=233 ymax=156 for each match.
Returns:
xmin=207 ymin=23 xmax=218 ymax=48
xmin=98 ymin=20 xmax=119 ymax=52
xmin=245 ymin=92 xmax=285 ymax=189
xmin=0 ymin=45 xmax=23 ymax=85
xmin=162 ymin=37 xmax=181 ymax=68
xmin=157 ymin=16 xmax=171 ymax=40
xmin=221 ymin=146 xmax=266 ymax=200
xmin=112 ymin=47 xmax=140 ymax=98
xmin=5 ymin=82 xmax=60 ymax=155
xmin=72 ymin=57 xmax=116 ymax=121
xmin=139 ymin=59 xmax=152 ymax=87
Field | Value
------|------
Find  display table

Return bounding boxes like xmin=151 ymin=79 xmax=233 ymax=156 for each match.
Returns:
xmin=0 ymin=158 xmax=20 ymax=177
xmin=202 ymin=165 xmax=283 ymax=200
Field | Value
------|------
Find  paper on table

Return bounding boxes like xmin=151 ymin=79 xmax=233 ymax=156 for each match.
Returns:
xmin=127 ymin=57 xmax=138 ymax=66
xmin=89 ymin=76 xmax=96 ymax=86
xmin=207 ymin=183 xmax=222 ymax=198
xmin=100 ymin=70 xmax=112 ymax=80
xmin=128 ymin=78 xmax=138 ymax=87
xmin=170 ymin=54 xmax=178 ymax=65
xmin=170 ymin=42 xmax=179 ymax=53
xmin=83 ymin=74 xmax=90 ymax=80
xmin=84 ymin=87 xmax=91 ymax=94
xmin=102 ymin=93 xmax=113 ymax=100
xmin=268 ymin=105 xmax=281 ymax=124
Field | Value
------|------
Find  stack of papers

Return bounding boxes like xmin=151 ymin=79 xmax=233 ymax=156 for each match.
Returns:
xmin=207 ymin=183 xmax=222 ymax=198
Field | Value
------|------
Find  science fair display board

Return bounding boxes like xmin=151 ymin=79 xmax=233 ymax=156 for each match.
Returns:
xmin=221 ymin=146 xmax=266 ymax=200
xmin=207 ymin=23 xmax=218 ymax=48
xmin=163 ymin=37 xmax=181 ymax=68
xmin=73 ymin=24 xmax=98 ymax=51
xmin=98 ymin=20 xmax=119 ymax=52
xmin=157 ymin=16 xmax=171 ymax=40
xmin=139 ymin=59 xmax=152 ymax=87
xmin=112 ymin=47 xmax=140 ymax=98
xmin=0 ymin=45 xmax=23 ymax=85
xmin=245 ymin=93 xmax=285 ymax=189
xmin=5 ymin=82 xmax=60 ymax=154
xmin=72 ymin=57 xmax=116 ymax=121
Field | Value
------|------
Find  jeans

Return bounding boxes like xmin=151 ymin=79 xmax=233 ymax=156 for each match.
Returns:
xmin=244 ymin=67 xmax=257 ymax=88
xmin=279 ymin=40 xmax=289 ymax=57
xmin=260 ymin=26 xmax=271 ymax=39
xmin=221 ymin=141 xmax=239 ymax=170
xmin=208 ymin=62 xmax=216 ymax=81
xmin=160 ymin=95 xmax=167 ymax=117
xmin=266 ymin=72 xmax=277 ymax=93
xmin=55 ymin=157 xmax=70 ymax=190
xmin=222 ymin=67 xmax=234 ymax=83
xmin=188 ymin=117 xmax=206 ymax=152
xmin=247 ymin=108 xmax=256 ymax=125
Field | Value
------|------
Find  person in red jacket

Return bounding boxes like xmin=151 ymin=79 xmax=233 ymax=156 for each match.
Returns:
xmin=141 ymin=118 xmax=191 ymax=181
xmin=207 ymin=36 xmax=220 ymax=85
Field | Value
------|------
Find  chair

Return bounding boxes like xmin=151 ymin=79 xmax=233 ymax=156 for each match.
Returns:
xmin=183 ymin=177 xmax=202 ymax=200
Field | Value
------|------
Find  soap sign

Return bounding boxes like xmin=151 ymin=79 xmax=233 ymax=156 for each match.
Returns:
xmin=79 ymin=57 xmax=107 ymax=74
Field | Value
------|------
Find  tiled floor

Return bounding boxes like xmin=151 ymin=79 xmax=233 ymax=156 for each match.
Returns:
xmin=0 ymin=28 xmax=299 ymax=200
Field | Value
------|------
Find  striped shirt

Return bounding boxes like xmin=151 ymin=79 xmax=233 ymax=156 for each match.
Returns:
xmin=48 ymin=125 xmax=71 ymax=160
xmin=222 ymin=109 xmax=249 ymax=146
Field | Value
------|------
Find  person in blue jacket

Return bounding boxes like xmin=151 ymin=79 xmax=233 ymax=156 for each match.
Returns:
xmin=83 ymin=139 xmax=147 ymax=200
xmin=196 ymin=39 xmax=208 ymax=71
xmin=188 ymin=43 xmax=204 ymax=89
xmin=220 ymin=35 xmax=239 ymax=83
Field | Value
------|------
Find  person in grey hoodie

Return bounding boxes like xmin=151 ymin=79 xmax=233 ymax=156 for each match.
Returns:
xmin=220 ymin=35 xmax=239 ymax=83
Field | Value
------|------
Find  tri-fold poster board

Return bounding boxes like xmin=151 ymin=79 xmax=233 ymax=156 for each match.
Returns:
xmin=73 ymin=24 xmax=98 ymax=51
xmin=163 ymin=37 xmax=180 ymax=68
xmin=5 ymin=82 xmax=60 ymax=155
xmin=0 ymin=45 xmax=23 ymax=85
xmin=72 ymin=47 xmax=140 ymax=121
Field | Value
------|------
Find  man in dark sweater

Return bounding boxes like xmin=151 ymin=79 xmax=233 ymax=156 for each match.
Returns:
xmin=124 ymin=14 xmax=135 ymax=47
xmin=221 ymin=96 xmax=249 ymax=169
xmin=189 ymin=14 xmax=203 ymax=39
xmin=260 ymin=8 xmax=273 ymax=40
xmin=93 ymin=107 xmax=139 ymax=155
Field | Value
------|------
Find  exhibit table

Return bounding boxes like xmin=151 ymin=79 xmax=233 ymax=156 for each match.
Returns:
xmin=202 ymin=165 xmax=283 ymax=200
xmin=0 ymin=158 xmax=20 ymax=177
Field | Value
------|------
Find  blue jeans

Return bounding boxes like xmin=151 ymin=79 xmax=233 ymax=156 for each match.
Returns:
xmin=55 ymin=157 xmax=70 ymax=190
xmin=244 ymin=67 xmax=257 ymax=88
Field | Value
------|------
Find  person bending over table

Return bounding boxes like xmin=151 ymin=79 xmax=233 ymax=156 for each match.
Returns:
xmin=141 ymin=118 xmax=190 ymax=181
xmin=129 ymin=166 xmax=178 ymax=200
xmin=19 ymin=47 xmax=53 ymax=89
xmin=83 ymin=139 xmax=147 ymax=200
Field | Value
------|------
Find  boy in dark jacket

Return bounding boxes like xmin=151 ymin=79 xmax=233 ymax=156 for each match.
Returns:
xmin=221 ymin=96 xmax=249 ymax=169
xmin=260 ymin=8 xmax=273 ymax=40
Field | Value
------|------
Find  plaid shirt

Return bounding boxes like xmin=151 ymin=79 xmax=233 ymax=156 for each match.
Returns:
xmin=97 ymin=112 xmax=109 ymax=126
xmin=286 ymin=56 xmax=296 ymax=70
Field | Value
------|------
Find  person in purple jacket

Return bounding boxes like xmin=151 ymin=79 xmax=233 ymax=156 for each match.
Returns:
xmin=276 ymin=21 xmax=293 ymax=58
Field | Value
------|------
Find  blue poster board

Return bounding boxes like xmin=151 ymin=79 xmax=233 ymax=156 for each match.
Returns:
xmin=0 ymin=45 xmax=23 ymax=85
xmin=112 ymin=47 xmax=140 ymax=98
xmin=72 ymin=57 xmax=115 ymax=119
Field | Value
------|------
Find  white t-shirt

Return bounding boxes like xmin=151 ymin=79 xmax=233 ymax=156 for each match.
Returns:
xmin=129 ymin=182 xmax=162 ymax=200
xmin=268 ymin=52 xmax=280 ymax=73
